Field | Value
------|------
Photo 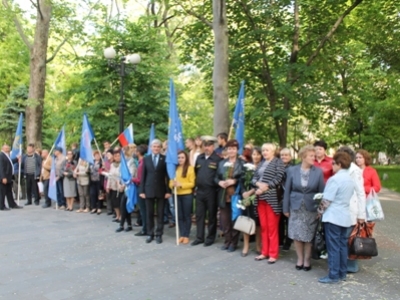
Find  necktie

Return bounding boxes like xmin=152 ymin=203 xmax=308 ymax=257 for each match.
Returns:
xmin=153 ymin=155 xmax=157 ymax=168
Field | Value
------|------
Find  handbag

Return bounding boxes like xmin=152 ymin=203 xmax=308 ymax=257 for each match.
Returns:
xmin=231 ymin=185 xmax=242 ymax=221
xmin=233 ymin=215 xmax=256 ymax=235
xmin=349 ymin=223 xmax=378 ymax=257
xmin=312 ymin=219 xmax=326 ymax=260
xmin=366 ymin=189 xmax=384 ymax=221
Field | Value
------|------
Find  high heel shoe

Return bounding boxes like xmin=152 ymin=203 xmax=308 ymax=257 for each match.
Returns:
xmin=295 ymin=265 xmax=303 ymax=270
xmin=303 ymin=265 xmax=312 ymax=271
xmin=97 ymin=209 xmax=101 ymax=215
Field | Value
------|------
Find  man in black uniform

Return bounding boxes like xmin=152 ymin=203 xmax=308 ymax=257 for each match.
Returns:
xmin=191 ymin=136 xmax=222 ymax=247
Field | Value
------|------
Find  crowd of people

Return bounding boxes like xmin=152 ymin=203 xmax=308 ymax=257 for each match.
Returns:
xmin=0 ymin=134 xmax=382 ymax=284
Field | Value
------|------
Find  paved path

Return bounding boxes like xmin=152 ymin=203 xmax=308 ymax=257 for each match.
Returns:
xmin=0 ymin=189 xmax=399 ymax=300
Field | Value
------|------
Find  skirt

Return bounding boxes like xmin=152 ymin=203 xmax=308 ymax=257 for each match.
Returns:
xmin=288 ymin=201 xmax=318 ymax=242
xmin=63 ymin=177 xmax=77 ymax=198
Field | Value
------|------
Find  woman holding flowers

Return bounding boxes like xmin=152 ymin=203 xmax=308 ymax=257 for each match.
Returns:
xmin=243 ymin=143 xmax=285 ymax=264
xmin=240 ymin=147 xmax=262 ymax=257
xmin=215 ymin=139 xmax=245 ymax=252
xmin=283 ymin=145 xmax=325 ymax=271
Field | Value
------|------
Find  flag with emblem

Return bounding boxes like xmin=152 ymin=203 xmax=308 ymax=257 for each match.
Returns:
xmin=80 ymin=114 xmax=94 ymax=164
xmin=166 ymin=79 xmax=184 ymax=179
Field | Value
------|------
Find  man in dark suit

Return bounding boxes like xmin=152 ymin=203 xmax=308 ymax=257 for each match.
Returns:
xmin=0 ymin=144 xmax=23 ymax=210
xmin=139 ymin=139 xmax=171 ymax=244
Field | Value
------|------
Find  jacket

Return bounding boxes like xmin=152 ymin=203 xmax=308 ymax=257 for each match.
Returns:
xmin=214 ymin=158 xmax=245 ymax=208
xmin=139 ymin=154 xmax=170 ymax=199
xmin=348 ymin=163 xmax=366 ymax=224
xmin=283 ymin=164 xmax=325 ymax=213
xmin=363 ymin=166 xmax=381 ymax=195
xmin=253 ymin=157 xmax=285 ymax=213
xmin=169 ymin=166 xmax=196 ymax=195
xmin=21 ymin=153 xmax=42 ymax=177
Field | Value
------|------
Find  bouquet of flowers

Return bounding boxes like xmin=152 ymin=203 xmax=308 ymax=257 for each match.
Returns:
xmin=238 ymin=163 xmax=257 ymax=209
xmin=313 ymin=193 xmax=323 ymax=209
xmin=220 ymin=161 xmax=233 ymax=201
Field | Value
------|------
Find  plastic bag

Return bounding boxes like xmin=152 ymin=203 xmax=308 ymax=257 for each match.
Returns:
xmin=366 ymin=189 xmax=384 ymax=221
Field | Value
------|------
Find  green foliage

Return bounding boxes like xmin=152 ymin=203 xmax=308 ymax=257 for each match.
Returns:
xmin=0 ymin=85 xmax=28 ymax=145
xmin=375 ymin=166 xmax=400 ymax=193
xmin=49 ymin=17 xmax=175 ymax=147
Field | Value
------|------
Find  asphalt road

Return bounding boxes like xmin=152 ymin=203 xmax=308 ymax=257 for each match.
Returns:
xmin=0 ymin=188 xmax=399 ymax=300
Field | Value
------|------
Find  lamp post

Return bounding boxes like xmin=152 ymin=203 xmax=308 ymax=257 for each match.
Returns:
xmin=358 ymin=119 xmax=363 ymax=149
xmin=104 ymin=47 xmax=141 ymax=133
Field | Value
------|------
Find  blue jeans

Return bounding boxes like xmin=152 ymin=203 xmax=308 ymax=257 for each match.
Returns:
xmin=177 ymin=194 xmax=193 ymax=237
xmin=56 ymin=180 xmax=66 ymax=207
xmin=137 ymin=190 xmax=147 ymax=233
xmin=324 ymin=222 xmax=349 ymax=280
xmin=346 ymin=225 xmax=359 ymax=273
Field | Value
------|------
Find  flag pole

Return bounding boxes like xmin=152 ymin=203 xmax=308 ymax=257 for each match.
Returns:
xmin=227 ymin=119 xmax=235 ymax=140
xmin=109 ymin=137 xmax=119 ymax=148
xmin=93 ymin=138 xmax=105 ymax=165
xmin=173 ymin=185 xmax=179 ymax=245
xmin=17 ymin=144 xmax=22 ymax=206
xmin=43 ymin=143 xmax=56 ymax=166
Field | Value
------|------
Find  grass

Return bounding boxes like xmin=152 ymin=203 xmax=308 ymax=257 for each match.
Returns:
xmin=374 ymin=165 xmax=400 ymax=193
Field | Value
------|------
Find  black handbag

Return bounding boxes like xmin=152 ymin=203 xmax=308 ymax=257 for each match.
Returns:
xmin=349 ymin=225 xmax=378 ymax=257
xmin=312 ymin=219 xmax=326 ymax=260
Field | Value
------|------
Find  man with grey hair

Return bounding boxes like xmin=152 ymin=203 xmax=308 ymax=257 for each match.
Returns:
xmin=139 ymin=139 xmax=171 ymax=244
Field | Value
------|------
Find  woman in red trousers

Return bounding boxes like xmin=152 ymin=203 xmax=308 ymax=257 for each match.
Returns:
xmin=243 ymin=143 xmax=285 ymax=264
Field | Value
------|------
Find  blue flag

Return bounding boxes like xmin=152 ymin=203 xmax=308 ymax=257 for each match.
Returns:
xmin=48 ymin=157 xmax=57 ymax=202
xmin=232 ymin=81 xmax=245 ymax=155
xmin=120 ymin=152 xmax=137 ymax=213
xmin=166 ymin=79 xmax=184 ymax=179
xmin=147 ymin=123 xmax=156 ymax=155
xmin=11 ymin=113 xmax=23 ymax=160
xmin=54 ymin=126 xmax=67 ymax=156
xmin=80 ymin=114 xmax=94 ymax=164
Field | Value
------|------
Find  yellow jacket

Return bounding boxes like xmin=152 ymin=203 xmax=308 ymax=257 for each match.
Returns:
xmin=169 ymin=166 xmax=196 ymax=195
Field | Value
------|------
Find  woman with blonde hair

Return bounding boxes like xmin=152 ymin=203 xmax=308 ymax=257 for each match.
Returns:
xmin=243 ymin=143 xmax=285 ymax=264
xmin=283 ymin=145 xmax=325 ymax=271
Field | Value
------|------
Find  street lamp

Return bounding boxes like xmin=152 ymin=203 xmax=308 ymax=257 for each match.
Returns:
xmin=358 ymin=119 xmax=363 ymax=149
xmin=104 ymin=46 xmax=141 ymax=133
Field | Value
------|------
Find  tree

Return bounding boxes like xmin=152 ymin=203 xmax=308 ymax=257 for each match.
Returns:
xmin=2 ymin=0 xmax=102 ymax=147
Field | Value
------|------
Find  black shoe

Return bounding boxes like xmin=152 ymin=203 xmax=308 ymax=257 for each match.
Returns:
xmin=11 ymin=205 xmax=23 ymax=209
xmin=42 ymin=204 xmax=51 ymax=208
xmin=303 ymin=265 xmax=312 ymax=271
xmin=133 ymin=222 xmax=142 ymax=227
xmin=227 ymin=245 xmax=236 ymax=252
xmin=191 ymin=239 xmax=204 ymax=246
xmin=295 ymin=265 xmax=303 ymax=270
xmin=107 ymin=212 xmax=113 ymax=215
xmin=135 ymin=231 xmax=147 ymax=236
xmin=221 ymin=245 xmax=229 ymax=251
xmin=115 ymin=227 xmax=124 ymax=232
xmin=34 ymin=202 xmax=39 ymax=206
xmin=156 ymin=236 xmax=162 ymax=244
xmin=112 ymin=219 xmax=119 ymax=222
xmin=146 ymin=236 xmax=154 ymax=243
xmin=204 ymin=241 xmax=213 ymax=247
xmin=0 ymin=207 xmax=10 ymax=211
xmin=25 ymin=202 xmax=32 ymax=206
xmin=282 ymin=244 xmax=291 ymax=252
xmin=125 ymin=227 xmax=132 ymax=232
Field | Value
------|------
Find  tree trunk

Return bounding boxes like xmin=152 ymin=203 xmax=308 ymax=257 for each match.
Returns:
xmin=26 ymin=0 xmax=52 ymax=148
xmin=212 ymin=0 xmax=229 ymax=135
